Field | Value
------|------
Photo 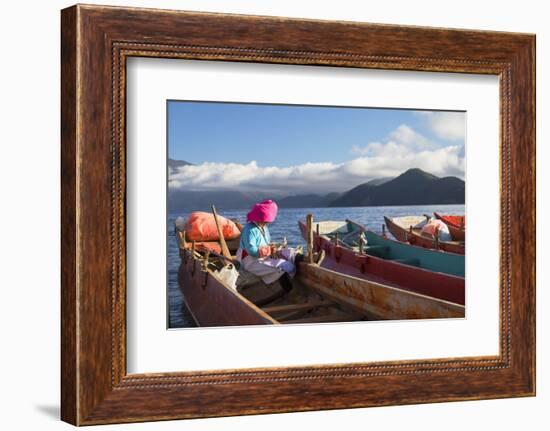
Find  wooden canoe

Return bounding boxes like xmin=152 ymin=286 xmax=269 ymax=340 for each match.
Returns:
xmin=299 ymin=263 xmax=464 ymax=320
xmin=434 ymin=212 xmax=465 ymax=241
xmin=347 ymin=220 xmax=465 ymax=277
xmin=384 ymin=216 xmax=465 ymax=255
xmin=299 ymin=220 xmax=465 ymax=305
xmin=178 ymin=247 xmax=365 ymax=327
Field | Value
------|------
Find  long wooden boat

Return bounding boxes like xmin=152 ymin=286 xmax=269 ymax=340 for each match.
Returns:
xmin=434 ymin=212 xmax=466 ymax=241
xmin=298 ymin=220 xmax=465 ymax=305
xmin=177 ymin=228 xmax=362 ymax=326
xmin=298 ymin=263 xmax=463 ymax=320
xmin=176 ymin=229 xmax=464 ymax=326
xmin=384 ymin=216 xmax=465 ymax=255
xmin=347 ymin=220 xmax=465 ymax=277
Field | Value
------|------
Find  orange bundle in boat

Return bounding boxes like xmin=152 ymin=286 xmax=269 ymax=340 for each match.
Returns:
xmin=184 ymin=211 xmax=241 ymax=242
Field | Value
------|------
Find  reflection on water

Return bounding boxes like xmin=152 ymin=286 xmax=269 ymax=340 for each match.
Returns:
xmin=167 ymin=204 xmax=465 ymax=328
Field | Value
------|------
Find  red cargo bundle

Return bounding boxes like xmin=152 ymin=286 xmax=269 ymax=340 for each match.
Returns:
xmin=184 ymin=211 xmax=241 ymax=242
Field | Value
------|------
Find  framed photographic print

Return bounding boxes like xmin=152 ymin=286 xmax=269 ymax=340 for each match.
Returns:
xmin=61 ymin=4 xmax=535 ymax=425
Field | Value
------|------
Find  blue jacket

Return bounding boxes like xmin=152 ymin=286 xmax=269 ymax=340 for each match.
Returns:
xmin=239 ymin=222 xmax=271 ymax=257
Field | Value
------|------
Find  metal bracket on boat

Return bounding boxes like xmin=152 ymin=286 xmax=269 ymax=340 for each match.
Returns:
xmin=201 ymin=270 xmax=209 ymax=289
xmin=190 ymin=240 xmax=198 ymax=275
xmin=201 ymin=251 xmax=210 ymax=289
xmin=334 ymin=245 xmax=342 ymax=263
xmin=316 ymin=223 xmax=321 ymax=252
xmin=178 ymin=230 xmax=188 ymax=262
xmin=358 ymin=255 xmax=368 ymax=273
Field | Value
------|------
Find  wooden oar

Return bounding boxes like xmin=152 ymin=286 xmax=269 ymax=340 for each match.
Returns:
xmin=306 ymin=214 xmax=314 ymax=263
xmin=211 ymin=205 xmax=232 ymax=259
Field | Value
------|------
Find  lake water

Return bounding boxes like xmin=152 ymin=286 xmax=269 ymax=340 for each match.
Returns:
xmin=167 ymin=204 xmax=465 ymax=328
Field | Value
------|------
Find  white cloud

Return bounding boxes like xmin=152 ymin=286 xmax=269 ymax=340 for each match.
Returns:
xmin=351 ymin=124 xmax=437 ymax=157
xmin=169 ymin=160 xmax=350 ymax=195
xmin=388 ymin=124 xmax=436 ymax=150
xmin=344 ymin=142 xmax=464 ymax=183
xmin=418 ymin=111 xmax=465 ymax=141
xmin=169 ymin=124 xmax=465 ymax=195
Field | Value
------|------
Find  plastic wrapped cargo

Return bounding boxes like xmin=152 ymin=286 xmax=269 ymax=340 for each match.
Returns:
xmin=421 ymin=219 xmax=452 ymax=242
xmin=184 ymin=211 xmax=241 ymax=242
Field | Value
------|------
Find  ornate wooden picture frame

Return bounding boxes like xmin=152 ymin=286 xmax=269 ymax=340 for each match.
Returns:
xmin=61 ymin=4 xmax=535 ymax=425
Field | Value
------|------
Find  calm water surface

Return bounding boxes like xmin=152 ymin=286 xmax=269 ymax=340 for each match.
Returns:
xmin=167 ymin=204 xmax=465 ymax=328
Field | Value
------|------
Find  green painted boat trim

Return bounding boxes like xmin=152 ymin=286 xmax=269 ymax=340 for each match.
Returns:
xmin=364 ymin=230 xmax=465 ymax=278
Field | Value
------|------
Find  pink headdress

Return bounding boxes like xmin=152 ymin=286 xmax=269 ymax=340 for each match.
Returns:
xmin=246 ymin=200 xmax=278 ymax=223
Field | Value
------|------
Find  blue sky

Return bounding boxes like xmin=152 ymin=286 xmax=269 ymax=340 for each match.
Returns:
xmin=167 ymin=100 xmax=465 ymax=194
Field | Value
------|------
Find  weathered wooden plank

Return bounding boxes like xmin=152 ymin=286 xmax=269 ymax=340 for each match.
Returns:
xmin=263 ymin=300 xmax=331 ymax=314
xmin=283 ymin=313 xmax=362 ymax=325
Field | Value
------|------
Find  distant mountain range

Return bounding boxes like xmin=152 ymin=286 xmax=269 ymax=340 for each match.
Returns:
xmin=168 ymin=161 xmax=465 ymax=211
xmin=329 ymin=168 xmax=464 ymax=207
xmin=277 ymin=192 xmax=342 ymax=209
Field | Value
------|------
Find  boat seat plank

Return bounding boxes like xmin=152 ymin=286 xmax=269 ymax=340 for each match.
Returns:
xmin=276 ymin=308 xmax=319 ymax=322
xmin=262 ymin=300 xmax=331 ymax=314
xmin=283 ymin=313 xmax=364 ymax=324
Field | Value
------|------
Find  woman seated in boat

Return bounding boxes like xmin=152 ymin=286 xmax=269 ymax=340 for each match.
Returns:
xmin=236 ymin=199 xmax=301 ymax=293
